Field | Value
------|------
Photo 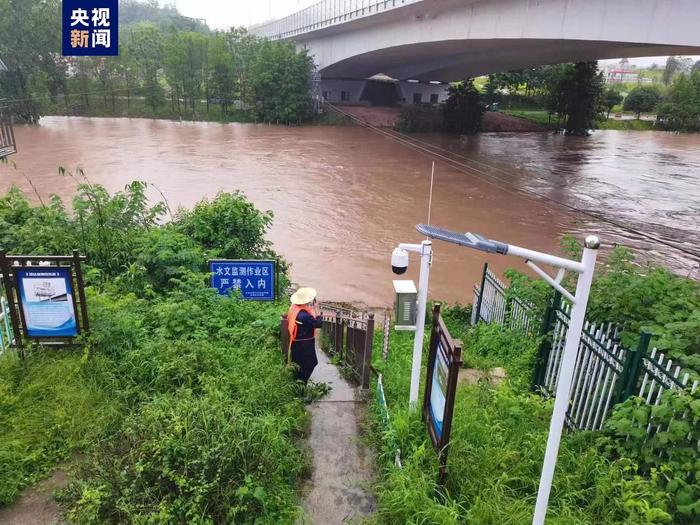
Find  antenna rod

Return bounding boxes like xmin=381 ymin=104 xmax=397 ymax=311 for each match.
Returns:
xmin=427 ymin=161 xmax=435 ymax=230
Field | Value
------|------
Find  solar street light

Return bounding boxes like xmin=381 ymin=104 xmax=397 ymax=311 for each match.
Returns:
xmin=416 ymin=224 xmax=600 ymax=525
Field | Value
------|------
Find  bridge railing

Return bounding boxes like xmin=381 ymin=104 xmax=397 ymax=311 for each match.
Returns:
xmin=250 ymin=0 xmax=423 ymax=40
xmin=0 ymin=107 xmax=17 ymax=159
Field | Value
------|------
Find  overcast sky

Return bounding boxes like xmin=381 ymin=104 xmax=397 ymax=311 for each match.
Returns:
xmin=173 ymin=0 xmax=318 ymax=28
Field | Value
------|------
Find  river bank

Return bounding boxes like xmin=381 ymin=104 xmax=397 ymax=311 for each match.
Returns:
xmin=324 ymin=105 xmax=549 ymax=131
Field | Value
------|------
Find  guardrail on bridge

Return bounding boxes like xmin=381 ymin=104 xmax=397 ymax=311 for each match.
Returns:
xmin=250 ymin=0 xmax=423 ymax=40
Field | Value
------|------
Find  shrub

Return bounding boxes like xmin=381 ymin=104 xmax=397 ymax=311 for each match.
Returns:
xmin=174 ymin=192 xmax=275 ymax=261
xmin=602 ymin=388 xmax=700 ymax=522
xmin=442 ymin=79 xmax=484 ymax=135
xmin=397 ymin=105 xmax=442 ymax=132
xmin=623 ymin=86 xmax=662 ymax=119
xmin=0 ymin=181 xmax=307 ymax=523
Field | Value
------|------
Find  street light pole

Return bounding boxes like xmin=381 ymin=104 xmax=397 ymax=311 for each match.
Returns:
xmin=532 ymin=236 xmax=599 ymax=525
xmin=395 ymin=240 xmax=433 ymax=410
xmin=414 ymin=224 xmax=600 ymax=525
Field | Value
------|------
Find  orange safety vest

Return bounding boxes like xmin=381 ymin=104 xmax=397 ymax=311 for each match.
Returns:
xmin=287 ymin=304 xmax=318 ymax=365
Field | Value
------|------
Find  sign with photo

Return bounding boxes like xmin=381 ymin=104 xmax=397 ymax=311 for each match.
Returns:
xmin=209 ymin=260 xmax=277 ymax=301
xmin=422 ymin=304 xmax=462 ymax=484
xmin=16 ymin=267 xmax=79 ymax=338
xmin=0 ymin=251 xmax=89 ymax=350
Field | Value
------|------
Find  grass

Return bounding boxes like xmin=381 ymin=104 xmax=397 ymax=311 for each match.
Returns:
xmin=596 ymin=119 xmax=656 ymax=131
xmin=42 ymin=97 xmax=256 ymax=124
xmin=502 ymin=109 xmax=554 ymax=127
xmin=0 ymin=350 xmax=118 ymax=504
xmin=503 ymin=108 xmax=660 ymax=131
xmin=367 ymin=307 xmax=680 ymax=525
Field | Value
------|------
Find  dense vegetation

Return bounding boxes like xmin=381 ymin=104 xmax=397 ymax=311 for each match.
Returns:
xmin=368 ymin=239 xmax=699 ymax=525
xmin=487 ymin=56 xmax=700 ymax=132
xmin=442 ymin=80 xmax=484 ymax=135
xmin=0 ymin=179 xmax=309 ymax=523
xmin=623 ymin=86 xmax=662 ymax=120
xmin=657 ymin=70 xmax=700 ymax=131
xmin=506 ymin=241 xmax=700 ymax=370
xmin=0 ymin=0 xmax=315 ymax=124
xmin=401 ymin=62 xmax=607 ymax=136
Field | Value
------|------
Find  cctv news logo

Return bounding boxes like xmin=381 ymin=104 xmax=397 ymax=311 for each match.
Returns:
xmin=62 ymin=0 xmax=118 ymax=56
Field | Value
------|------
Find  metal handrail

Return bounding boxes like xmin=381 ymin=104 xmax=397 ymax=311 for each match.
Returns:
xmin=249 ymin=0 xmax=423 ymax=40
xmin=0 ymin=106 xmax=16 ymax=159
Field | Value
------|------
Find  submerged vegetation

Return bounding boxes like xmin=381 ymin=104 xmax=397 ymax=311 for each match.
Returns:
xmin=0 ymin=179 xmax=308 ymax=522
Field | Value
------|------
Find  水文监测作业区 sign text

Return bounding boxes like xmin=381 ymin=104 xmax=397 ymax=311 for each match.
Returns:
xmin=210 ymin=260 xmax=276 ymax=301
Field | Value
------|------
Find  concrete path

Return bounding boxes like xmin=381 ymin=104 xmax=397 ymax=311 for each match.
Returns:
xmin=299 ymin=348 xmax=376 ymax=524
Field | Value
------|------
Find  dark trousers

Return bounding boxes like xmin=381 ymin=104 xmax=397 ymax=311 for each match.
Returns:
xmin=291 ymin=338 xmax=319 ymax=384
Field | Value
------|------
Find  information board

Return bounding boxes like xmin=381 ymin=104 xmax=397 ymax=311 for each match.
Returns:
xmin=16 ymin=267 xmax=79 ymax=338
xmin=210 ymin=260 xmax=276 ymax=301
xmin=422 ymin=304 xmax=462 ymax=484
xmin=429 ymin=342 xmax=449 ymax=441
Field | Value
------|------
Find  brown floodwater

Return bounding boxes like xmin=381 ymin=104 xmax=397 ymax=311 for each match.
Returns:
xmin=2 ymin=117 xmax=698 ymax=306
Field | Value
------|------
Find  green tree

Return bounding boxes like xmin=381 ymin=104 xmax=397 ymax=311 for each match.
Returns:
xmin=0 ymin=0 xmax=62 ymax=122
xmin=662 ymin=56 xmax=692 ymax=86
xmin=208 ymin=33 xmax=236 ymax=115
xmin=248 ymin=40 xmax=314 ymax=124
xmin=657 ymin=71 xmax=700 ymax=131
xmin=603 ymin=87 xmax=624 ymax=120
xmin=547 ymin=62 xmax=604 ymax=136
xmin=164 ymin=31 xmax=208 ymax=115
xmin=126 ymin=23 xmax=165 ymax=112
xmin=623 ymin=86 xmax=662 ymax=119
xmin=442 ymin=79 xmax=484 ymax=135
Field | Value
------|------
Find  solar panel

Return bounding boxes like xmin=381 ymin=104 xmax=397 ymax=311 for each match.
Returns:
xmin=416 ymin=224 xmax=509 ymax=255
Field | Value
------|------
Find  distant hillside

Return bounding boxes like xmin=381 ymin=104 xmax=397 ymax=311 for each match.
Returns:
xmin=120 ymin=0 xmax=210 ymax=32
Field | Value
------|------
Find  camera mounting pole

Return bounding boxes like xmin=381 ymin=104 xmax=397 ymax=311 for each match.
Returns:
xmin=416 ymin=224 xmax=600 ymax=525
xmin=394 ymin=240 xmax=433 ymax=410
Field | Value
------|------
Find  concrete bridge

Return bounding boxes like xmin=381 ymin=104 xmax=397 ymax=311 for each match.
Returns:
xmin=250 ymin=0 xmax=700 ymax=104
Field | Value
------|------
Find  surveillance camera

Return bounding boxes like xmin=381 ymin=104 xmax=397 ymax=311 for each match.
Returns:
xmin=391 ymin=248 xmax=409 ymax=275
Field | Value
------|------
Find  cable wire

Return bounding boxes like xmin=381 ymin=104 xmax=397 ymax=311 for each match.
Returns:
xmin=326 ymin=103 xmax=700 ymax=262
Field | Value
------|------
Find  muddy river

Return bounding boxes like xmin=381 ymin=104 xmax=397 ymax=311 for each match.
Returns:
xmin=3 ymin=117 xmax=698 ymax=305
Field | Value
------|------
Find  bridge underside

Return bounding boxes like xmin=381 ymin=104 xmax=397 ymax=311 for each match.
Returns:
xmin=317 ymin=38 xmax=699 ymax=82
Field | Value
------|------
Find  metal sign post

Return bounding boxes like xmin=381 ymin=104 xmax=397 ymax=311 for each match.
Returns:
xmin=416 ymin=224 xmax=600 ymax=525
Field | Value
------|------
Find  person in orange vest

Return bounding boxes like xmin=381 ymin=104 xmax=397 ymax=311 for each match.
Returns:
xmin=287 ymin=287 xmax=323 ymax=384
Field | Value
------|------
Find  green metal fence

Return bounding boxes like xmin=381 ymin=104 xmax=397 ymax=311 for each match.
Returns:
xmin=538 ymin=299 xmax=631 ymax=430
xmin=471 ymin=263 xmax=537 ymax=336
xmin=0 ymin=295 xmax=13 ymax=356
xmin=472 ymin=264 xmax=699 ymax=432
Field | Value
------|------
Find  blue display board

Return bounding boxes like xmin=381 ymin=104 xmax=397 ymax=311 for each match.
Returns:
xmin=16 ymin=267 xmax=79 ymax=338
xmin=63 ymin=0 xmax=119 ymax=56
xmin=210 ymin=260 xmax=276 ymax=301
xmin=429 ymin=342 xmax=449 ymax=441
